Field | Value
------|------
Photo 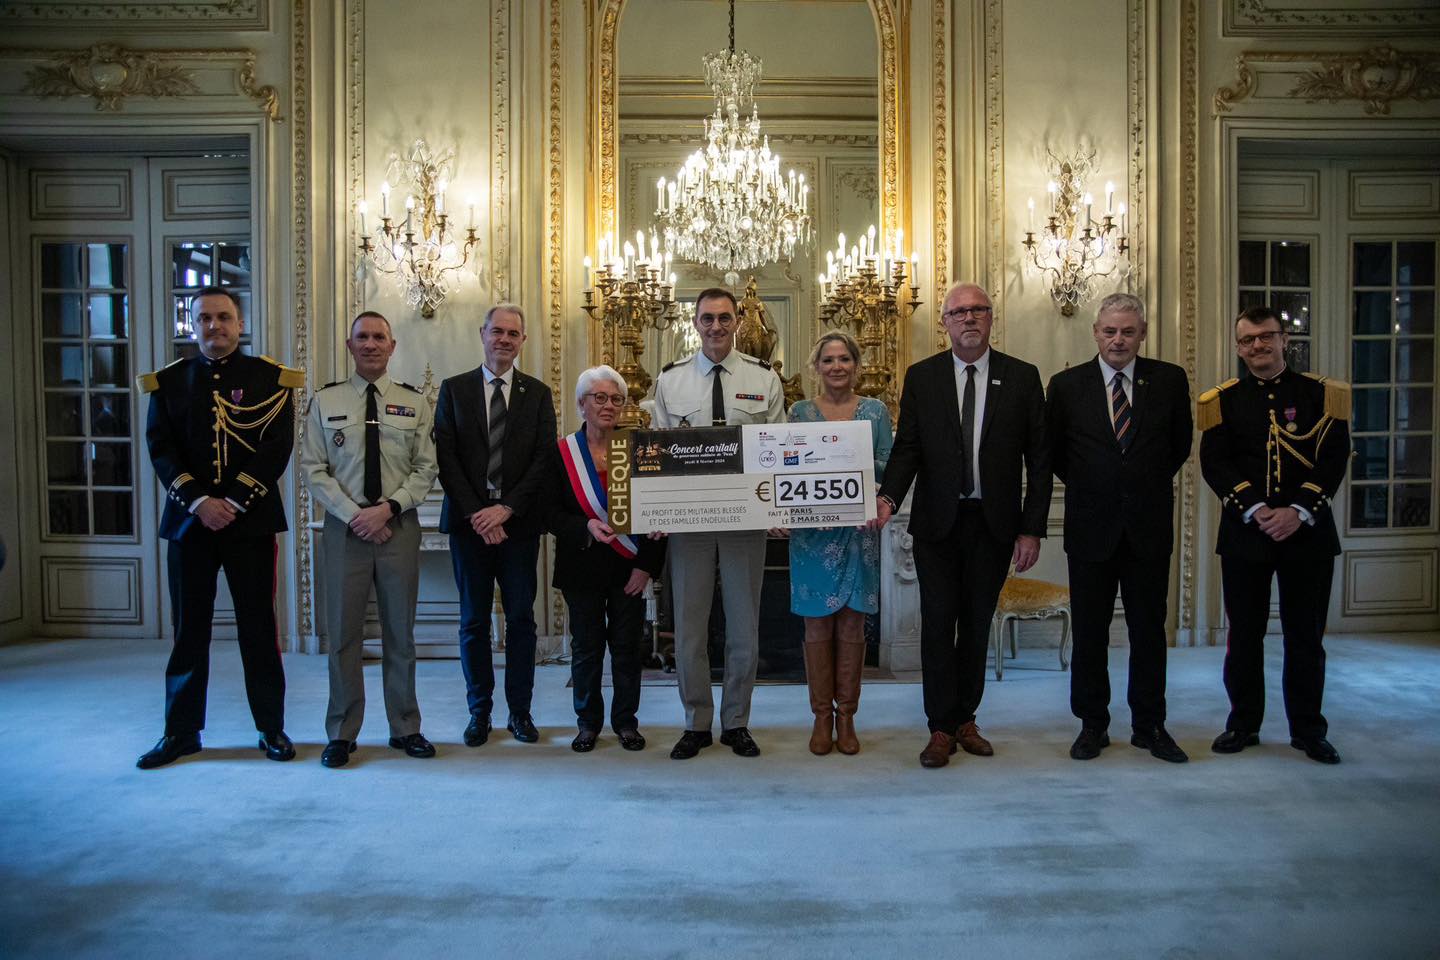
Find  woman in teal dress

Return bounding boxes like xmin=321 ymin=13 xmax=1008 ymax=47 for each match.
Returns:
xmin=787 ymin=330 xmax=892 ymax=755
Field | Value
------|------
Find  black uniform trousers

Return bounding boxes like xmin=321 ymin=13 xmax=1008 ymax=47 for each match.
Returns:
xmin=561 ymin=584 xmax=645 ymax=734
xmin=164 ymin=529 xmax=285 ymax=736
xmin=1220 ymin=549 xmax=1332 ymax=740
xmin=450 ymin=519 xmax=540 ymax=719
xmin=913 ymin=501 xmax=1013 ymax=734
xmin=1067 ymin=533 xmax=1170 ymax=732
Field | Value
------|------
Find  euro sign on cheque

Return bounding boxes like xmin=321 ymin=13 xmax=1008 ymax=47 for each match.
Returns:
xmin=606 ymin=420 xmax=876 ymax=534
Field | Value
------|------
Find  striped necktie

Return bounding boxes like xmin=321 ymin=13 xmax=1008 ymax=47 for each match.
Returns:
xmin=1111 ymin=372 xmax=1133 ymax=453
xmin=487 ymin=377 xmax=506 ymax=495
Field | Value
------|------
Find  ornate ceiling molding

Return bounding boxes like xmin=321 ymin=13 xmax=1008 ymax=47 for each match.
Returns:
xmin=0 ymin=0 xmax=266 ymax=30
xmin=7 ymin=42 xmax=281 ymax=120
xmin=1214 ymin=45 xmax=1440 ymax=116
xmin=1224 ymin=0 xmax=1440 ymax=38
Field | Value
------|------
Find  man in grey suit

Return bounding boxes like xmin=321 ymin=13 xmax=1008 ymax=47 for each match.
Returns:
xmin=301 ymin=311 xmax=439 ymax=768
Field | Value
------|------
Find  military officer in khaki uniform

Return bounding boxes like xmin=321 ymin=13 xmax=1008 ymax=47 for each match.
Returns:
xmin=652 ymin=287 xmax=785 ymax=760
xmin=301 ymin=311 xmax=439 ymax=768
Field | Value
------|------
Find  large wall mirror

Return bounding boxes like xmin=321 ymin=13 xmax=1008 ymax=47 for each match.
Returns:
xmin=595 ymin=0 xmax=902 ymax=398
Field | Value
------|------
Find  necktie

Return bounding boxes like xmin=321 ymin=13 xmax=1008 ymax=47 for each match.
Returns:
xmin=1112 ymin=372 xmax=1133 ymax=453
xmin=363 ymin=383 xmax=382 ymax=504
xmin=711 ymin=365 xmax=726 ymax=426
xmin=960 ymin=364 xmax=976 ymax=497
xmin=487 ymin=377 xmax=507 ymax=495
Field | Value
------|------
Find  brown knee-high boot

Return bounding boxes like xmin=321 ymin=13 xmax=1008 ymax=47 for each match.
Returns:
xmin=834 ymin=610 xmax=866 ymax=755
xmin=802 ymin=618 xmax=836 ymax=755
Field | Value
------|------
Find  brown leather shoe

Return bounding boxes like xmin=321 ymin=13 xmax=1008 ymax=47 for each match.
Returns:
xmin=919 ymin=731 xmax=957 ymax=768
xmin=956 ymin=721 xmax=994 ymax=756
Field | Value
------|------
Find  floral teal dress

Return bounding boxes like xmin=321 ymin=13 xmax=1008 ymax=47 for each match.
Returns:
xmin=787 ymin=396 xmax=893 ymax=616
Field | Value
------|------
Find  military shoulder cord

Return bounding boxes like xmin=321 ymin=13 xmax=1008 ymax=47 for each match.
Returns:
xmin=1265 ymin=410 xmax=1333 ymax=498
xmin=212 ymin=389 xmax=289 ymax=483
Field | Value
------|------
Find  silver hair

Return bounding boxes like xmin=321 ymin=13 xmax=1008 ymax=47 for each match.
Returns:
xmin=484 ymin=302 xmax=526 ymax=330
xmin=574 ymin=364 xmax=628 ymax=415
xmin=1095 ymin=292 xmax=1146 ymax=326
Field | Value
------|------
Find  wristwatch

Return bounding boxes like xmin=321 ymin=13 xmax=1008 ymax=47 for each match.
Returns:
xmin=385 ymin=498 xmax=402 ymax=517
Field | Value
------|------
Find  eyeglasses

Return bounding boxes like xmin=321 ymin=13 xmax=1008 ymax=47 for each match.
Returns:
xmin=585 ymin=392 xmax=627 ymax=406
xmin=942 ymin=306 xmax=993 ymax=322
xmin=695 ymin=314 xmax=737 ymax=329
xmin=1236 ymin=330 xmax=1282 ymax=348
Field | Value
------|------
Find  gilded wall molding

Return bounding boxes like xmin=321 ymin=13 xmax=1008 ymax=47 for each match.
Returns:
xmin=1178 ymin=0 xmax=1200 ymax=634
xmin=983 ymin=0 xmax=1004 ymax=347
xmin=931 ymin=0 xmax=950 ymax=352
xmin=491 ymin=0 xmax=511 ymax=302
xmin=1214 ymin=45 xmax=1440 ymax=116
xmin=1224 ymin=0 xmax=1440 ymax=37
xmin=346 ymin=0 xmax=364 ymax=314
xmin=547 ymin=0 xmax=566 ymax=640
xmin=1127 ymin=0 xmax=1148 ymax=298
xmin=292 ymin=0 xmax=315 ymax=640
xmin=11 ymin=43 xmax=280 ymax=120
xmin=1 ymin=0 xmax=267 ymax=30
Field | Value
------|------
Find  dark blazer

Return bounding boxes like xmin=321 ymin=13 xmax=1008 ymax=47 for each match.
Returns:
xmin=144 ymin=351 xmax=296 ymax=539
xmin=879 ymin=348 xmax=1051 ymax=544
xmin=1047 ymin=356 xmax=1192 ymax=561
xmin=541 ymin=434 xmax=666 ymax=592
xmin=434 ymin=365 xmax=557 ymax=537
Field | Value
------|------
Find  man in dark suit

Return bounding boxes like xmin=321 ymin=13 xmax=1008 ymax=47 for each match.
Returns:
xmin=877 ymin=282 xmax=1051 ymax=768
xmin=136 ymin=286 xmax=302 ymax=769
xmin=1047 ymin=292 xmax=1193 ymax=764
xmin=435 ymin=303 xmax=557 ymax=747
xmin=1199 ymin=305 xmax=1349 ymax=764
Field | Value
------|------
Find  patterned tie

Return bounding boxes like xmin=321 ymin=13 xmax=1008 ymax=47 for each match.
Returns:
xmin=487 ymin=377 xmax=506 ymax=496
xmin=959 ymin=364 xmax=976 ymax=497
xmin=711 ymin=365 xmax=726 ymax=426
xmin=1111 ymin=372 xmax=1133 ymax=453
xmin=363 ymin=383 xmax=382 ymax=504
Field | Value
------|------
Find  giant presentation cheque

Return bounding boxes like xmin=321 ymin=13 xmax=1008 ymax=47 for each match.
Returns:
xmin=606 ymin=420 xmax=877 ymax=534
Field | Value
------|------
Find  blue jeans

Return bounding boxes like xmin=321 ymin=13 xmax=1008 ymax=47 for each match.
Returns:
xmin=450 ymin=526 xmax=540 ymax=718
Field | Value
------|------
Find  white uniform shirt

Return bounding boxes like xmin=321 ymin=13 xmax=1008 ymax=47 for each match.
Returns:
xmin=652 ymin=349 xmax=785 ymax=428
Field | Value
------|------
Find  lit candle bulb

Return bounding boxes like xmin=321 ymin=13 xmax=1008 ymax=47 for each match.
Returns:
xmin=657 ymin=177 xmax=666 ymax=213
xmin=404 ymin=195 xmax=414 ymax=231
xmin=437 ymin=178 xmax=447 ymax=215
xmin=380 ymin=180 xmax=391 ymax=218
xmin=1046 ymin=180 xmax=1057 ymax=214
xmin=910 ymin=252 xmax=918 ymax=286
xmin=1082 ymin=193 xmax=1093 ymax=228
xmin=896 ymin=228 xmax=904 ymax=260
xmin=583 ymin=255 xmax=592 ymax=287
xmin=358 ymin=200 xmax=368 ymax=236
xmin=1105 ymin=181 xmax=1115 ymax=214
xmin=467 ymin=197 xmax=476 ymax=230
xmin=1117 ymin=202 xmax=1128 ymax=235
xmin=1027 ymin=197 xmax=1035 ymax=232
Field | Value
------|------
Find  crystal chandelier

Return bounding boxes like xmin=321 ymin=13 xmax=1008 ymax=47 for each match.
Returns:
xmin=358 ymin=139 xmax=480 ymax=318
xmin=1020 ymin=150 xmax=1130 ymax=316
xmin=652 ymin=0 xmax=811 ymax=286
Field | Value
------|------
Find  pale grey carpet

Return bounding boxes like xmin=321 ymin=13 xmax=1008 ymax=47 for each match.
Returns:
xmin=1 ymin=634 xmax=1438 ymax=959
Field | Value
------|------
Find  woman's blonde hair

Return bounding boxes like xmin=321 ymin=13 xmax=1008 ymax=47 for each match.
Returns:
xmin=808 ymin=330 xmax=862 ymax=388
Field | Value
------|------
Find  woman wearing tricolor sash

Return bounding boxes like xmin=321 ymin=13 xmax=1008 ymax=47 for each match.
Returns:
xmin=543 ymin=365 xmax=666 ymax=752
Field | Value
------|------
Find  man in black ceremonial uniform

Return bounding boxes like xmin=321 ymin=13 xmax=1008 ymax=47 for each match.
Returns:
xmin=1199 ymin=305 xmax=1350 ymax=764
xmin=136 ymin=286 xmax=304 ymax=769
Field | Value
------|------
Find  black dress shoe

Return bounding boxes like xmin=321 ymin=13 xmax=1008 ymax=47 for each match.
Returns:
xmin=572 ymin=729 xmax=598 ymax=753
xmin=321 ymin=739 xmax=357 ymax=768
xmin=258 ymin=730 xmax=296 ymax=762
xmin=506 ymin=713 xmax=540 ymax=743
xmin=464 ymin=715 xmax=492 ymax=747
xmin=617 ymin=728 xmax=646 ymax=752
xmin=1132 ymin=726 xmax=1188 ymax=763
xmin=136 ymin=733 xmax=202 ymax=769
xmin=389 ymin=733 xmax=436 ymax=758
xmin=1291 ymin=736 xmax=1340 ymax=764
xmin=1212 ymin=730 xmax=1260 ymax=754
xmin=669 ymin=730 xmax=713 ymax=759
xmin=1069 ymin=727 xmax=1110 ymax=760
xmin=719 ymin=727 xmax=761 ymax=757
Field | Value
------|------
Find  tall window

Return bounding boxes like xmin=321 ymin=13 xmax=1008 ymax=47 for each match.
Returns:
xmin=1237 ymin=238 xmax=1313 ymax=373
xmin=169 ymin=239 xmax=252 ymax=361
xmin=39 ymin=242 xmax=134 ymax=537
xmin=1349 ymin=239 xmax=1436 ymax=529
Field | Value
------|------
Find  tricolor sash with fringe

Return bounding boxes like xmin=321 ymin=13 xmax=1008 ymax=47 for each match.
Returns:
xmin=559 ymin=430 xmax=638 ymax=559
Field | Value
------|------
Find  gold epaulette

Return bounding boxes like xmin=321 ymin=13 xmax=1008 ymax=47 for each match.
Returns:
xmin=136 ymin=356 xmax=186 ymax=394
xmin=1302 ymin=371 xmax=1351 ymax=421
xmin=260 ymin=354 xmax=306 ymax=389
xmin=1196 ymin=378 xmax=1239 ymax=432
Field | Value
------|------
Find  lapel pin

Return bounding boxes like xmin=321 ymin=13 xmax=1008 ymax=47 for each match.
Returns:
xmin=991 ymin=379 xmax=1001 ymax=386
